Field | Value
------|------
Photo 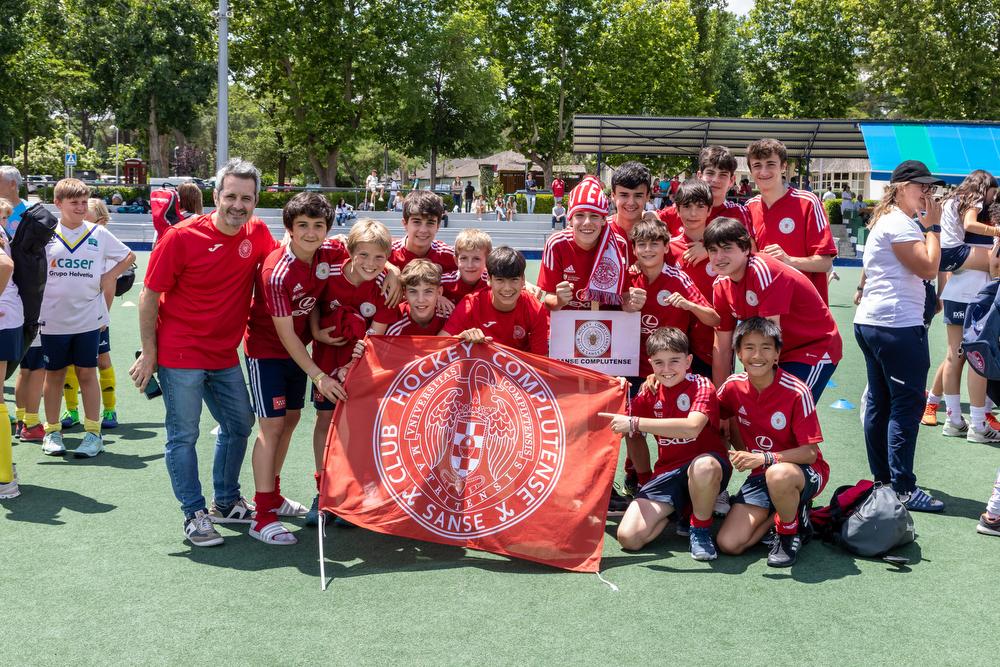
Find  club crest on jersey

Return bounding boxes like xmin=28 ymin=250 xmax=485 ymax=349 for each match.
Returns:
xmin=315 ymin=262 xmax=331 ymax=279
xmin=706 ymin=262 xmax=717 ymax=277
xmin=755 ymin=435 xmax=774 ymax=451
xmin=657 ymin=290 xmax=673 ymax=306
xmin=513 ymin=325 xmax=526 ymax=340
xmin=574 ymin=320 xmax=612 ymax=358
xmin=677 ymin=393 xmax=691 ymax=411
xmin=771 ymin=411 xmax=787 ymax=430
xmin=778 ymin=217 xmax=796 ymax=234
xmin=745 ymin=290 xmax=759 ymax=306
xmin=360 ymin=302 xmax=377 ymax=318
xmin=238 ymin=239 xmax=252 ymax=259
xmin=87 ymin=237 xmax=99 ymax=247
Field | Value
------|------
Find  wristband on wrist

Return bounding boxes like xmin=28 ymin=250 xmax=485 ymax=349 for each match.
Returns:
xmin=312 ymin=372 xmax=326 ymax=385
xmin=927 ymin=224 xmax=941 ymax=234
xmin=856 ymin=285 xmax=864 ymax=292
xmin=763 ymin=452 xmax=774 ymax=467
xmin=629 ymin=416 xmax=639 ymax=437
xmin=773 ymin=452 xmax=783 ymax=464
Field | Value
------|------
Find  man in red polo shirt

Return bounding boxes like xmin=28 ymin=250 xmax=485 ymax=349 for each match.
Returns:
xmin=551 ymin=175 xmax=565 ymax=203
xmin=705 ymin=218 xmax=841 ymax=403
xmin=129 ymin=159 xmax=277 ymax=548
xmin=744 ymin=138 xmax=837 ymax=303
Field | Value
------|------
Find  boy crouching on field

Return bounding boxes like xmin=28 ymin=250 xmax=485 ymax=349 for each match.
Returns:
xmin=386 ymin=259 xmax=449 ymax=336
xmin=715 ymin=317 xmax=829 ymax=568
xmin=601 ymin=328 xmax=731 ymax=561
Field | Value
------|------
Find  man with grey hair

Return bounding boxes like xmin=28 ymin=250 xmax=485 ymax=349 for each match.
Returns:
xmin=128 ymin=158 xmax=277 ymax=547
xmin=0 ymin=166 xmax=29 ymax=238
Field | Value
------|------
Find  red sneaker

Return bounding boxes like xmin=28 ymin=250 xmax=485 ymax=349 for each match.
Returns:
xmin=986 ymin=413 xmax=1000 ymax=433
xmin=19 ymin=423 xmax=45 ymax=442
xmin=920 ymin=402 xmax=939 ymax=427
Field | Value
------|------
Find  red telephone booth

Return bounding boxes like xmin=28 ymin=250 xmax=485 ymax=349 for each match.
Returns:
xmin=123 ymin=158 xmax=147 ymax=185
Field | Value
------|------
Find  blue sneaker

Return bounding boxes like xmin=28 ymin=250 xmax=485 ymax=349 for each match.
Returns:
xmin=73 ymin=432 xmax=104 ymax=458
xmin=689 ymin=526 xmax=718 ymax=561
xmin=101 ymin=409 xmax=119 ymax=429
xmin=305 ymin=494 xmax=320 ymax=527
xmin=899 ymin=487 xmax=945 ymax=513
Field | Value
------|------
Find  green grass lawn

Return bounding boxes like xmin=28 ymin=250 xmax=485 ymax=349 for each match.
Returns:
xmin=2 ymin=258 xmax=997 ymax=666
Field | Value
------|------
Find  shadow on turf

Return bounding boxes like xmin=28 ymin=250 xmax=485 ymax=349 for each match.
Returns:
xmin=34 ymin=448 xmax=163 ymax=470
xmin=0 ymin=484 xmax=116 ymax=525
xmin=58 ymin=422 xmax=163 ymax=442
xmin=921 ymin=488 xmax=984 ymax=521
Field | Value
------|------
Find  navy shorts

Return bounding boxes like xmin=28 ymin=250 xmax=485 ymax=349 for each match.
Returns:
xmin=41 ymin=329 xmax=100 ymax=370
xmin=245 ymin=356 xmax=307 ymax=418
xmin=942 ymin=299 xmax=969 ymax=326
xmin=731 ymin=464 xmax=827 ymax=511
xmin=779 ymin=360 xmax=837 ymax=403
xmin=313 ymin=383 xmax=337 ymax=411
xmin=636 ymin=452 xmax=732 ymax=509
xmin=939 ymin=245 xmax=971 ymax=272
xmin=0 ymin=326 xmax=24 ymax=362
xmin=21 ymin=344 xmax=44 ymax=371
xmin=626 ymin=376 xmax=644 ymax=399
xmin=98 ymin=327 xmax=111 ymax=354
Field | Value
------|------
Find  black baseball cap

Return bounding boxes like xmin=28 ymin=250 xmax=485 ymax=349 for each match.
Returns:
xmin=890 ymin=160 xmax=945 ymax=185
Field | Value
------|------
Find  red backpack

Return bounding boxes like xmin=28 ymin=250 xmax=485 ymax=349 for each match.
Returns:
xmin=809 ymin=480 xmax=874 ymax=534
xmin=150 ymin=187 xmax=190 ymax=240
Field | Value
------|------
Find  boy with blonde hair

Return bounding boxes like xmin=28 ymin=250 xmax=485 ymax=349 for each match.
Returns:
xmin=442 ymin=228 xmax=491 ymax=303
xmin=387 ymin=259 xmax=449 ymax=335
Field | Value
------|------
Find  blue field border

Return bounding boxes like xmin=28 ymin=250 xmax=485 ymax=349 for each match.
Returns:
xmin=124 ymin=242 xmax=863 ymax=267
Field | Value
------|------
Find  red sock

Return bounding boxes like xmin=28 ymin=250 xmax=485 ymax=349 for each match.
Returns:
xmin=314 ymin=471 xmax=322 ymax=492
xmin=775 ymin=513 xmax=799 ymax=535
xmin=690 ymin=515 xmax=713 ymax=529
xmin=637 ymin=471 xmax=652 ymax=486
xmin=252 ymin=491 xmax=281 ymax=532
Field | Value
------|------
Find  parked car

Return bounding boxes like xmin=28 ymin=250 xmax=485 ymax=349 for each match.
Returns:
xmin=25 ymin=174 xmax=53 ymax=193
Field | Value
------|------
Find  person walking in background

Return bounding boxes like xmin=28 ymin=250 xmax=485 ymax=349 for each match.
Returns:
xmin=464 ymin=180 xmax=475 ymax=213
xmin=854 ymin=160 xmax=946 ymax=513
xmin=524 ymin=173 xmax=537 ymax=214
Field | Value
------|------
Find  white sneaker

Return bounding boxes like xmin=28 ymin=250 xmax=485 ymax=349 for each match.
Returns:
xmin=968 ymin=425 xmax=1000 ymax=444
xmin=0 ymin=464 xmax=19 ymax=499
xmin=713 ymin=489 xmax=731 ymax=516
xmin=942 ymin=418 xmax=969 ymax=437
xmin=42 ymin=431 xmax=66 ymax=456
xmin=184 ymin=510 xmax=224 ymax=547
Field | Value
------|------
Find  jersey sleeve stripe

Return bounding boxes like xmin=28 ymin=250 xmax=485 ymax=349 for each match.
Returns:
xmin=779 ymin=375 xmax=816 ymax=415
xmin=750 ymin=256 xmax=773 ymax=289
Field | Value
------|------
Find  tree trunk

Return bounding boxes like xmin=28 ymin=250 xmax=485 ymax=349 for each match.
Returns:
xmin=275 ymin=130 xmax=287 ymax=186
xmin=148 ymin=94 xmax=163 ymax=177
xmin=430 ymin=146 xmax=438 ymax=189
xmin=542 ymin=160 xmax=554 ymax=187
xmin=308 ymin=147 xmax=339 ymax=187
xmin=22 ymin=112 xmax=29 ymax=176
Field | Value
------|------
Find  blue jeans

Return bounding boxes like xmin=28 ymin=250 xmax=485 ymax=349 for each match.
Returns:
xmin=526 ymin=193 xmax=536 ymax=214
xmin=854 ymin=324 xmax=929 ymax=494
xmin=159 ymin=365 xmax=254 ymax=518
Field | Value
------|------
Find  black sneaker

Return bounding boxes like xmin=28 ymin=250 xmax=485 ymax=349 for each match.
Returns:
xmin=798 ymin=504 xmax=814 ymax=543
xmin=623 ymin=473 xmax=640 ymax=498
xmin=607 ymin=486 xmax=631 ymax=518
xmin=767 ymin=532 xmax=801 ymax=568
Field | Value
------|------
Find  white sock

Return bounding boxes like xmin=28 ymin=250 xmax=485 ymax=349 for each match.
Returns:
xmin=987 ymin=469 xmax=1000 ymax=518
xmin=944 ymin=394 xmax=963 ymax=425
xmin=971 ymin=405 xmax=987 ymax=431
xmin=927 ymin=392 xmax=941 ymax=406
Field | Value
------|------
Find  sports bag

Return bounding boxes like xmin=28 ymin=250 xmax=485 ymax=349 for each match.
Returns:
xmin=810 ymin=480 xmax=915 ymax=557
xmin=961 ymin=279 xmax=1000 ymax=379
xmin=6 ymin=203 xmax=58 ymax=379
xmin=150 ymin=187 xmax=184 ymax=239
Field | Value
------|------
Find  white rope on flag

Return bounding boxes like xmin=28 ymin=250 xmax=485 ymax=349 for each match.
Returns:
xmin=596 ymin=571 xmax=619 ymax=592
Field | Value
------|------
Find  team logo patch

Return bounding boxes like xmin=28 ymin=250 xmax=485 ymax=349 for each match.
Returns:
xmin=969 ymin=350 xmax=986 ymax=373
xmin=272 ymin=396 xmax=287 ymax=411
xmin=590 ymin=257 xmax=619 ymax=292
xmin=706 ymin=263 xmax=717 ymax=277
xmin=315 ymin=262 xmax=331 ymax=279
xmin=291 ymin=296 xmax=317 ymax=318
xmin=778 ymin=217 xmax=796 ymax=234
xmin=640 ymin=314 xmax=659 ymax=335
xmin=755 ymin=435 xmax=774 ymax=451
xmin=677 ymin=393 xmax=691 ymax=411
xmin=512 ymin=325 xmax=526 ymax=340
xmin=771 ymin=411 xmax=787 ymax=430
xmin=574 ymin=320 xmax=612 ymax=358
xmin=374 ymin=352 xmax=566 ymax=539
xmin=745 ymin=290 xmax=759 ymax=306
xmin=87 ymin=237 xmax=99 ymax=247
xmin=238 ymin=239 xmax=253 ymax=259
xmin=656 ymin=290 xmax=673 ymax=307
xmin=360 ymin=302 xmax=377 ymax=318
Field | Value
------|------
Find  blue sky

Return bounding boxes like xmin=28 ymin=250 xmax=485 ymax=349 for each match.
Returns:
xmin=727 ymin=0 xmax=753 ymax=15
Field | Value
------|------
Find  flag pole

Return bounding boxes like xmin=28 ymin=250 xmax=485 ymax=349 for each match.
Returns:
xmin=318 ymin=510 xmax=328 ymax=591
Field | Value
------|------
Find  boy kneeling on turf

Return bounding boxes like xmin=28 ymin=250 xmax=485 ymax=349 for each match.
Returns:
xmin=601 ymin=328 xmax=731 ymax=560
xmin=715 ymin=317 xmax=829 ymax=568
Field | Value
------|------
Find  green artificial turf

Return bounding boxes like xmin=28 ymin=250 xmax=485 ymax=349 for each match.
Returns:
xmin=2 ymin=258 xmax=997 ymax=666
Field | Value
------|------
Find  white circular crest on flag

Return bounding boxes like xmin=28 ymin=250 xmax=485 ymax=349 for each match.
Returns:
xmin=360 ymin=302 xmax=377 ymax=318
xmin=677 ymin=393 xmax=691 ymax=411
xmin=779 ymin=217 xmax=796 ymax=234
xmin=315 ymin=262 xmax=331 ymax=279
xmin=746 ymin=290 xmax=759 ymax=306
xmin=513 ymin=325 xmax=526 ymax=339
xmin=238 ymin=239 xmax=253 ymax=259
xmin=373 ymin=352 xmax=566 ymax=539
xmin=657 ymin=290 xmax=673 ymax=306
xmin=969 ymin=350 xmax=986 ymax=372
xmin=575 ymin=320 xmax=612 ymax=357
xmin=771 ymin=411 xmax=787 ymax=430
xmin=590 ymin=257 xmax=619 ymax=291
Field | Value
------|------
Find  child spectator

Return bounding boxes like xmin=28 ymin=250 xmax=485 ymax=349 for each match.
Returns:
xmin=551 ymin=201 xmax=567 ymax=229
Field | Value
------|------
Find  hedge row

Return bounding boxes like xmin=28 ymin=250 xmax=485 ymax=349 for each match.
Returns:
xmin=823 ymin=198 xmax=877 ymax=227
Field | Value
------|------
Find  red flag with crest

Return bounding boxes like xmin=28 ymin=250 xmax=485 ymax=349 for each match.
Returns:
xmin=320 ymin=335 xmax=627 ymax=572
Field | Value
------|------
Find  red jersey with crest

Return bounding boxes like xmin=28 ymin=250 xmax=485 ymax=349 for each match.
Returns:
xmin=607 ymin=215 xmax=637 ymax=265
xmin=385 ymin=303 xmax=448 ymax=336
xmin=629 ymin=264 xmax=713 ymax=374
xmin=243 ymin=240 xmax=348 ymax=359
xmin=389 ymin=238 xmax=457 ymax=272
xmin=145 ymin=214 xmax=277 ymax=369
xmin=666 ymin=233 xmax=718 ymax=364
xmin=442 ymin=290 xmax=550 ymax=355
xmin=658 ymin=200 xmax=752 ymax=239
xmin=746 ymin=187 xmax=837 ymax=303
xmin=317 ymin=260 xmax=397 ymax=328
xmin=442 ymin=270 xmax=488 ymax=303
xmin=630 ymin=374 xmax=724 ymax=476
xmin=713 ymin=253 xmax=842 ymax=366
xmin=537 ymin=228 xmax=629 ymax=310
xmin=717 ymin=369 xmax=828 ymax=479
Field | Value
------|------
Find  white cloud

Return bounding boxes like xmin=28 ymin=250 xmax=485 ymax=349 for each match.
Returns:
xmin=727 ymin=0 xmax=754 ymax=15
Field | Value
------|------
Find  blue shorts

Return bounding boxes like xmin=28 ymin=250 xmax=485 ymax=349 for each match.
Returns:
xmin=731 ymin=464 xmax=827 ymax=511
xmin=943 ymin=299 xmax=969 ymax=326
xmin=313 ymin=383 xmax=337 ymax=411
xmin=98 ymin=327 xmax=111 ymax=354
xmin=779 ymin=360 xmax=837 ymax=403
xmin=636 ymin=452 xmax=732 ymax=509
xmin=245 ymin=356 xmax=307 ymax=418
xmin=21 ymin=344 xmax=44 ymax=371
xmin=41 ymin=330 xmax=100 ymax=370
xmin=0 ymin=326 xmax=24 ymax=362
xmin=939 ymin=245 xmax=971 ymax=272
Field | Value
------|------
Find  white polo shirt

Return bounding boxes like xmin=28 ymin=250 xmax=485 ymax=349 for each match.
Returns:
xmin=854 ymin=207 xmax=927 ymax=329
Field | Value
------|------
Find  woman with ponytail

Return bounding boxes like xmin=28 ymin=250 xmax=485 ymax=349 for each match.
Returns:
xmin=854 ymin=160 xmax=946 ymax=512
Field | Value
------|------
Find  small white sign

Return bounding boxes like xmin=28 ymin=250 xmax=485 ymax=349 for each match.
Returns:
xmin=549 ymin=310 xmax=641 ymax=376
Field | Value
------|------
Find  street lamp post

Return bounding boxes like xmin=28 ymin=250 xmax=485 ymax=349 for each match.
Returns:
xmin=110 ymin=124 xmax=119 ymax=184
xmin=215 ymin=0 xmax=230 ymax=171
